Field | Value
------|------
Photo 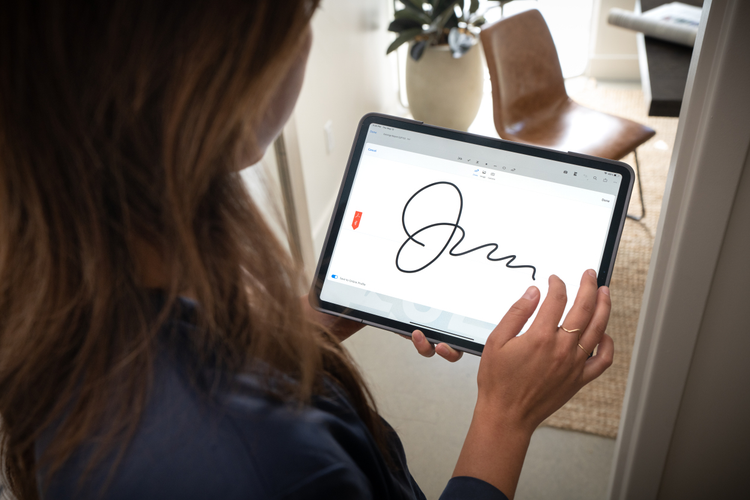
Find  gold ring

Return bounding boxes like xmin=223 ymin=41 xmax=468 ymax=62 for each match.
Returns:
xmin=578 ymin=343 xmax=592 ymax=357
xmin=560 ymin=326 xmax=581 ymax=334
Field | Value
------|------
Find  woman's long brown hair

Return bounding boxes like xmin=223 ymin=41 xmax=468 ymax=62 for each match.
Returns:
xmin=0 ymin=1 xmax=389 ymax=497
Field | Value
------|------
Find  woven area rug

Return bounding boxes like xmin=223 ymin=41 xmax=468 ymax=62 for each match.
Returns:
xmin=540 ymin=80 xmax=678 ymax=438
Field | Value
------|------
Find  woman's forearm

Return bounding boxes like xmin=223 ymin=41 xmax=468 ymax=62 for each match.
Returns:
xmin=452 ymin=403 xmax=533 ymax=499
xmin=452 ymin=273 xmax=614 ymax=499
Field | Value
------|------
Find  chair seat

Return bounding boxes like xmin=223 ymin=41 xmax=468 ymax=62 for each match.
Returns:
xmin=499 ymin=98 xmax=656 ymax=161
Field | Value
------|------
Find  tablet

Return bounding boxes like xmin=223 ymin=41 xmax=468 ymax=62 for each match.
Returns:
xmin=310 ymin=113 xmax=633 ymax=355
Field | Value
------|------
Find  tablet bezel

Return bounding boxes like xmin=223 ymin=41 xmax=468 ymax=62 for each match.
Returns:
xmin=309 ymin=113 xmax=634 ymax=355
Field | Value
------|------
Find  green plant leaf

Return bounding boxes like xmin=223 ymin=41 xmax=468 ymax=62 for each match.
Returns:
xmin=410 ymin=40 xmax=428 ymax=60
xmin=469 ymin=0 xmax=479 ymax=14
xmin=388 ymin=17 xmax=422 ymax=33
xmin=402 ymin=0 xmax=433 ymax=21
xmin=386 ymin=27 xmax=423 ymax=54
xmin=448 ymin=27 xmax=476 ymax=57
xmin=395 ymin=7 xmax=431 ymax=25
xmin=431 ymin=0 xmax=454 ymax=16
xmin=429 ymin=0 xmax=460 ymax=33
xmin=402 ymin=0 xmax=424 ymax=9
xmin=445 ymin=14 xmax=459 ymax=29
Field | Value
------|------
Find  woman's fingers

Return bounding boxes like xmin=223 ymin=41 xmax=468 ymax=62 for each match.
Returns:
xmin=583 ymin=333 xmax=614 ymax=383
xmin=559 ymin=270 xmax=599 ymax=335
xmin=486 ymin=286 xmax=540 ymax=348
xmin=409 ymin=330 xmax=463 ymax=362
xmin=436 ymin=343 xmax=464 ymax=362
xmin=578 ymin=286 xmax=611 ymax=356
xmin=527 ymin=275 xmax=568 ymax=334
xmin=411 ymin=330 xmax=436 ymax=358
xmin=409 ymin=272 xmax=608 ymax=368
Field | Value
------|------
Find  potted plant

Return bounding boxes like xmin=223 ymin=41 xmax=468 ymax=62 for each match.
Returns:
xmin=387 ymin=0 xmax=516 ymax=130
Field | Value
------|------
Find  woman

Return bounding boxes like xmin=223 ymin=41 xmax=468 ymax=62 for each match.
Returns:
xmin=0 ymin=1 xmax=613 ymax=499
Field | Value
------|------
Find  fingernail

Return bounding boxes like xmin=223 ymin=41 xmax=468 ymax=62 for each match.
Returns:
xmin=601 ymin=286 xmax=610 ymax=296
xmin=413 ymin=330 xmax=425 ymax=343
xmin=523 ymin=286 xmax=538 ymax=300
xmin=436 ymin=344 xmax=447 ymax=356
xmin=587 ymin=269 xmax=597 ymax=278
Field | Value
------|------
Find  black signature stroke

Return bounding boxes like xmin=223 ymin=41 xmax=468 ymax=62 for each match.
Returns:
xmin=395 ymin=181 xmax=537 ymax=280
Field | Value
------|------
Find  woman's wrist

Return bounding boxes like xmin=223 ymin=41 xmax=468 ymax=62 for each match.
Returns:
xmin=452 ymin=400 xmax=535 ymax=499
xmin=472 ymin=397 xmax=537 ymax=440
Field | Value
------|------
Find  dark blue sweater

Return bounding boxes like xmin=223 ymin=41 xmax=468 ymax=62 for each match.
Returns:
xmin=36 ymin=300 xmax=508 ymax=500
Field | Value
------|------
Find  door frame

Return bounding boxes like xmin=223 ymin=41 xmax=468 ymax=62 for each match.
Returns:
xmin=608 ymin=1 xmax=750 ymax=497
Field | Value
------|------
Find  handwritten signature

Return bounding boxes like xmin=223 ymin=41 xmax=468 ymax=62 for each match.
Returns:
xmin=395 ymin=181 xmax=537 ymax=280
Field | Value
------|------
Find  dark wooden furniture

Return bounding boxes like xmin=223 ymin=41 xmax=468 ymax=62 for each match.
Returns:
xmin=638 ymin=0 xmax=704 ymax=117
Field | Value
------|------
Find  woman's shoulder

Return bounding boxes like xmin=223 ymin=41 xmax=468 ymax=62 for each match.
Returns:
xmin=218 ymin=372 xmax=393 ymax=497
xmin=126 ymin=360 xmax=387 ymax=499
xmin=38 ymin=343 xmax=397 ymax=499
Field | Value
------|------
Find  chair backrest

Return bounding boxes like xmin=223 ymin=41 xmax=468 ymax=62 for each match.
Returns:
xmin=480 ymin=9 xmax=568 ymax=134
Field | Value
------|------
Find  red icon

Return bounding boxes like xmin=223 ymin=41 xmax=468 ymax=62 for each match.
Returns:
xmin=352 ymin=211 xmax=362 ymax=230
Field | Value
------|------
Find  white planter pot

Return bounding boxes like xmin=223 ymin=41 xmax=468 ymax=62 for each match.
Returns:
xmin=405 ymin=42 xmax=484 ymax=131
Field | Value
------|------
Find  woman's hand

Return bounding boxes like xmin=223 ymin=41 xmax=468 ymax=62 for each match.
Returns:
xmin=452 ymin=270 xmax=614 ymax=498
xmin=409 ymin=330 xmax=464 ymax=362
xmin=301 ymin=295 xmax=463 ymax=362
xmin=477 ymin=270 xmax=613 ymax=432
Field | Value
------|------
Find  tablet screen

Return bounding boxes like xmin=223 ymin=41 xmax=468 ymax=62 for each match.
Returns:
xmin=313 ymin=115 xmax=631 ymax=353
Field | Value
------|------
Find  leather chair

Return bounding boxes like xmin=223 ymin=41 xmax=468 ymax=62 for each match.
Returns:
xmin=480 ymin=9 xmax=655 ymax=220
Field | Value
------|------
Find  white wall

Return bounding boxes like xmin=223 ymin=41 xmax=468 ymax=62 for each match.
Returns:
xmin=588 ymin=0 xmax=640 ymax=80
xmin=242 ymin=149 xmax=288 ymax=251
xmin=291 ymin=0 xmax=398 ymax=257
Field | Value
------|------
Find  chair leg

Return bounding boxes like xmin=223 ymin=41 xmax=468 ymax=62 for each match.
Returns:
xmin=627 ymin=149 xmax=646 ymax=221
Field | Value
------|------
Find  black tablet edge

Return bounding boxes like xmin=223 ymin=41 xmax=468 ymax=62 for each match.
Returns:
xmin=308 ymin=114 xmax=425 ymax=295
xmin=307 ymin=295 xmax=485 ymax=355
xmin=309 ymin=112 xmax=635 ymax=356
xmin=565 ymin=150 xmax=635 ymax=288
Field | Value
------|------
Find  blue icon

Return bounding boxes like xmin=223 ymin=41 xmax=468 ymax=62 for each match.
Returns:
xmin=474 ymin=168 xmax=479 ymax=172
xmin=331 ymin=274 xmax=338 ymax=279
